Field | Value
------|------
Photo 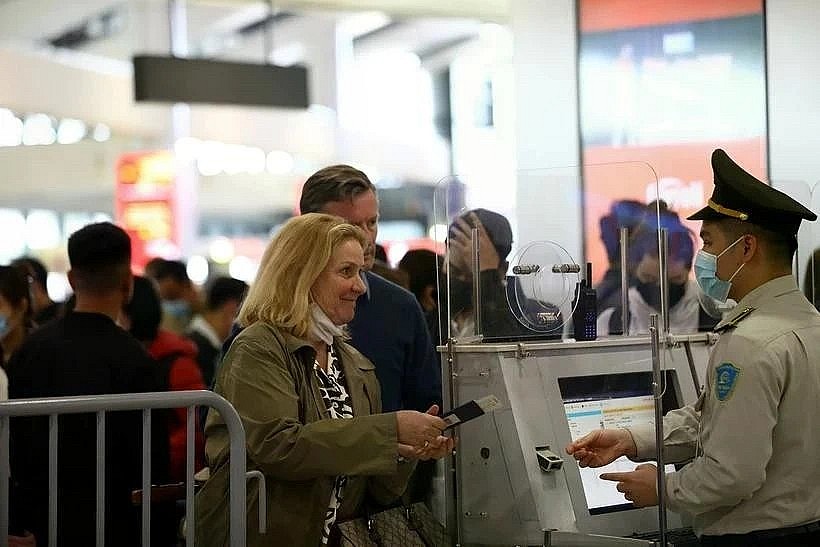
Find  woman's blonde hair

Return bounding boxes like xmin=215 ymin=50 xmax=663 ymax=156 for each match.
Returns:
xmin=238 ymin=213 xmax=367 ymax=338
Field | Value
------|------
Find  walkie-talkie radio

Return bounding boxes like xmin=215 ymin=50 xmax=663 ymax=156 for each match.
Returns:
xmin=572 ymin=262 xmax=597 ymax=341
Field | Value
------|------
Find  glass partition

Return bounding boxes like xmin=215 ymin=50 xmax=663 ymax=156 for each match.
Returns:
xmin=434 ymin=163 xmax=676 ymax=343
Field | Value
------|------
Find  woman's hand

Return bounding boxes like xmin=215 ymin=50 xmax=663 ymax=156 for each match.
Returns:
xmin=9 ymin=531 xmax=37 ymax=547
xmin=397 ymin=435 xmax=456 ymax=461
xmin=396 ymin=405 xmax=446 ymax=448
xmin=416 ymin=434 xmax=456 ymax=460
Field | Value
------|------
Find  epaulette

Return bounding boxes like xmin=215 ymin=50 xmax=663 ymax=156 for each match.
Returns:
xmin=714 ymin=306 xmax=756 ymax=333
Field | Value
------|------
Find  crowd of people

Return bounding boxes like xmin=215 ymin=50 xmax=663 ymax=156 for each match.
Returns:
xmin=2 ymin=153 xmax=820 ymax=546
xmin=1 ymin=164 xmax=453 ymax=547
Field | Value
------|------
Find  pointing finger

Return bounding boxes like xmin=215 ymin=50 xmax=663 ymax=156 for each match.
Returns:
xmin=600 ymin=472 xmax=630 ymax=482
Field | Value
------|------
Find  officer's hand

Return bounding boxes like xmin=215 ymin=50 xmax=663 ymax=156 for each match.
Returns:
xmin=565 ymin=428 xmax=637 ymax=467
xmin=600 ymin=464 xmax=658 ymax=507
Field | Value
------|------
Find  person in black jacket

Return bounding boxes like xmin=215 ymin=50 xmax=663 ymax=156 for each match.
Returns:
xmin=8 ymin=222 xmax=170 ymax=546
xmin=446 ymin=208 xmax=548 ymax=340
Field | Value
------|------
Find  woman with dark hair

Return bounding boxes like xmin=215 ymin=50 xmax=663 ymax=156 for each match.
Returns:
xmin=121 ymin=275 xmax=206 ymax=480
xmin=597 ymin=205 xmax=718 ymax=335
xmin=1 ymin=265 xmax=37 ymax=545
xmin=0 ymin=265 xmax=33 ymax=398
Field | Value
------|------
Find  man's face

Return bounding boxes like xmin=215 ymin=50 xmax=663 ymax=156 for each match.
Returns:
xmin=700 ymin=221 xmax=745 ymax=282
xmin=321 ymin=190 xmax=379 ymax=270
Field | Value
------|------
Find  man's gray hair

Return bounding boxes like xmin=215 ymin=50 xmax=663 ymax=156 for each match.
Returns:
xmin=299 ymin=164 xmax=377 ymax=214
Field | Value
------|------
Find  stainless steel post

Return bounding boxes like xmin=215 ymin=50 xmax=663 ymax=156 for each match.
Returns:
xmin=444 ymin=338 xmax=461 ymax=547
xmin=471 ymin=227 xmax=482 ymax=337
xmin=659 ymin=228 xmax=670 ymax=335
xmin=0 ymin=417 xmax=8 ymax=547
xmin=649 ymin=315 xmax=667 ymax=547
xmin=620 ymin=227 xmax=630 ymax=335
xmin=49 ymin=415 xmax=58 ymax=544
xmin=141 ymin=409 xmax=151 ymax=547
xmin=186 ymin=406 xmax=196 ymax=547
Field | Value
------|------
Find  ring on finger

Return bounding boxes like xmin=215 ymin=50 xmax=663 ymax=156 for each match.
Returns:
xmin=423 ymin=440 xmax=430 ymax=448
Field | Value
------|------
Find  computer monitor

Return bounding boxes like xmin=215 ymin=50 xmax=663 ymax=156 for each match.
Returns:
xmin=558 ymin=371 xmax=680 ymax=515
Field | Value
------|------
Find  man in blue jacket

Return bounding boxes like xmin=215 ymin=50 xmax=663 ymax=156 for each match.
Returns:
xmin=299 ymin=164 xmax=441 ymax=413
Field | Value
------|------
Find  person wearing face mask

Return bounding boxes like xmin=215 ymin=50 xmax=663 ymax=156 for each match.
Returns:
xmin=0 ymin=265 xmax=33 ymax=397
xmin=0 ymin=269 xmax=36 ymax=547
xmin=444 ymin=208 xmax=555 ymax=341
xmin=195 ymin=214 xmax=454 ymax=547
xmin=596 ymin=204 xmax=718 ymax=336
xmin=566 ymin=149 xmax=820 ymax=546
xmin=145 ymin=259 xmax=201 ymax=335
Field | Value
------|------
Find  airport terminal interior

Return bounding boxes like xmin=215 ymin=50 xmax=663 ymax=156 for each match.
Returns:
xmin=1 ymin=0 xmax=820 ymax=546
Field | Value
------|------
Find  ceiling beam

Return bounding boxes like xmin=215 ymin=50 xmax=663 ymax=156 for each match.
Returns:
xmin=195 ymin=0 xmax=509 ymax=22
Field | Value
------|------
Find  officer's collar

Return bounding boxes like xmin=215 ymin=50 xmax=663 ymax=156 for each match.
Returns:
xmin=716 ymin=275 xmax=798 ymax=330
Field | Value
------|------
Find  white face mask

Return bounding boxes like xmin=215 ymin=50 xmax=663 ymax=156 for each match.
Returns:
xmin=308 ymin=303 xmax=345 ymax=346
xmin=694 ymin=236 xmax=746 ymax=303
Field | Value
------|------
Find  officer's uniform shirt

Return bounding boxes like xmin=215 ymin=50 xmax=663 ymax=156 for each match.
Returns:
xmin=629 ymin=275 xmax=820 ymax=536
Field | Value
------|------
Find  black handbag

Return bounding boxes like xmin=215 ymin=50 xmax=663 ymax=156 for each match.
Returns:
xmin=335 ymin=502 xmax=450 ymax=547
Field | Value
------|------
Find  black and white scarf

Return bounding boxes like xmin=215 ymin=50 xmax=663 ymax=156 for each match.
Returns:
xmin=314 ymin=345 xmax=354 ymax=545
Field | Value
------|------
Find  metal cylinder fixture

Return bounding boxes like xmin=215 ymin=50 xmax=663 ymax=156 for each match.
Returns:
xmin=650 ymin=314 xmax=668 ymax=547
xmin=512 ymin=264 xmax=541 ymax=275
xmin=551 ymin=264 xmax=581 ymax=274
xmin=659 ymin=228 xmax=670 ymax=335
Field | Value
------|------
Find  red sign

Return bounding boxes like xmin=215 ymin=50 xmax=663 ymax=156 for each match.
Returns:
xmin=115 ymin=151 xmax=178 ymax=271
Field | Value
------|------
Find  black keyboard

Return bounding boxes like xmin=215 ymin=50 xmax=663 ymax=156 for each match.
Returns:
xmin=631 ymin=527 xmax=699 ymax=546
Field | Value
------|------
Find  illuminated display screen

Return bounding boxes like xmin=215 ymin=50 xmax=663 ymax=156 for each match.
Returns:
xmin=559 ymin=371 xmax=680 ymax=514
xmin=578 ymin=0 xmax=768 ymax=282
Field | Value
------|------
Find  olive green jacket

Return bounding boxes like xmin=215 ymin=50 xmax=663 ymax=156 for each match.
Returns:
xmin=195 ymin=322 xmax=415 ymax=547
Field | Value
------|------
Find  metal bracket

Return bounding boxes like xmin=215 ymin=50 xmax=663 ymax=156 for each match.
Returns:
xmin=535 ymin=445 xmax=564 ymax=472
xmin=663 ymin=333 xmax=680 ymax=349
xmin=516 ymin=343 xmax=532 ymax=360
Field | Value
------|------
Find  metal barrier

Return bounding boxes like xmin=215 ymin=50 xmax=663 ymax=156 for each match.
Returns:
xmin=0 ymin=390 xmax=250 ymax=547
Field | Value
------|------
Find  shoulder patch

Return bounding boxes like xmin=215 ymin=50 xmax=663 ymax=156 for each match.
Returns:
xmin=714 ymin=306 xmax=756 ymax=333
xmin=715 ymin=362 xmax=741 ymax=402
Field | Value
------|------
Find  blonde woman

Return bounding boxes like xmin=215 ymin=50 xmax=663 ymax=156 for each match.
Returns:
xmin=196 ymin=214 xmax=453 ymax=547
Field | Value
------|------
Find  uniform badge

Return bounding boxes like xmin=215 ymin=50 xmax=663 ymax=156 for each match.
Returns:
xmin=715 ymin=363 xmax=741 ymax=402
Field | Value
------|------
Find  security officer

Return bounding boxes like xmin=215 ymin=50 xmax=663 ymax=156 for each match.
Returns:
xmin=566 ymin=149 xmax=820 ymax=546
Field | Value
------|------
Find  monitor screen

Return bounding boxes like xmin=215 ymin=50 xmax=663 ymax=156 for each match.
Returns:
xmin=558 ymin=371 xmax=680 ymax=515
